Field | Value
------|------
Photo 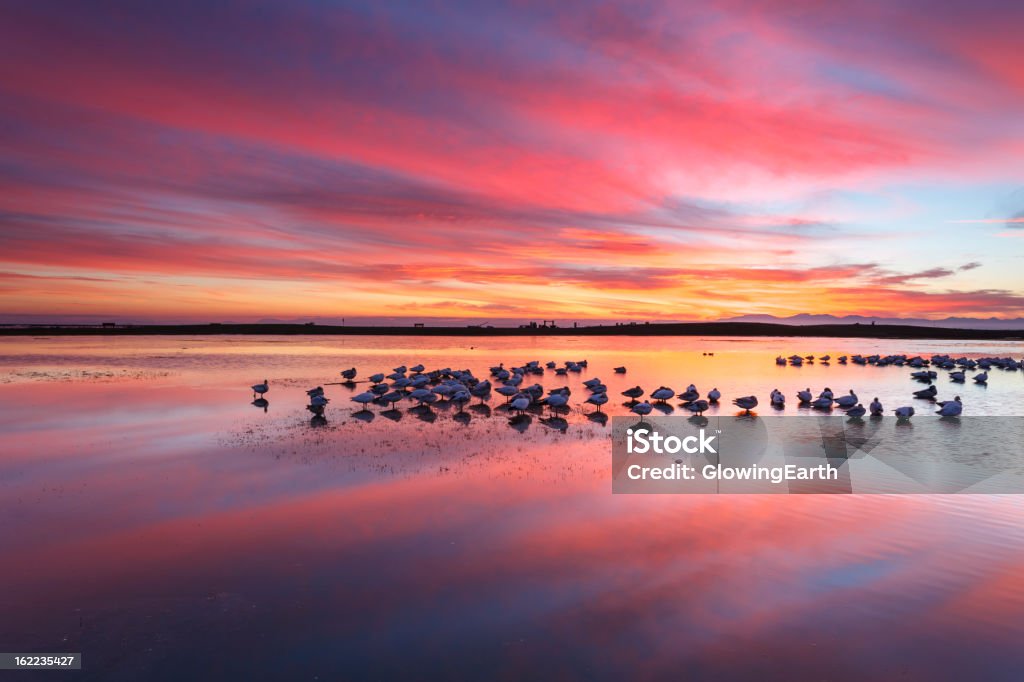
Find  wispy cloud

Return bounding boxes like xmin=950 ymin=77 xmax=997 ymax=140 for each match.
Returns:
xmin=1 ymin=1 xmax=1023 ymax=320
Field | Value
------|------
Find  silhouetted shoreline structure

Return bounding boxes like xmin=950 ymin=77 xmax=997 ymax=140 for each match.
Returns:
xmin=1 ymin=321 xmax=1022 ymax=340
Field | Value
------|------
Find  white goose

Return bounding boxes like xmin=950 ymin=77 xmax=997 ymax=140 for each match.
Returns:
xmin=544 ymin=391 xmax=570 ymax=412
xmin=845 ymin=404 xmax=866 ymax=418
xmin=834 ymin=390 xmax=858 ymax=409
xmin=251 ymin=380 xmax=269 ymax=398
xmin=630 ymin=401 xmax=653 ymax=421
xmin=810 ymin=396 xmax=833 ymax=410
xmin=351 ymin=392 xmax=374 ymax=409
xmin=685 ymin=399 xmax=710 ymax=415
xmin=650 ymin=386 xmax=675 ymax=402
xmin=936 ymin=396 xmax=962 ymax=416
xmin=510 ymin=393 xmax=531 ymax=414
xmin=677 ymin=385 xmax=699 ymax=402
xmin=621 ymin=386 xmax=644 ymax=400
xmin=732 ymin=396 xmax=758 ymax=413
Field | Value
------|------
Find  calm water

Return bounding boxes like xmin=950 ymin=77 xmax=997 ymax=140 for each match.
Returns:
xmin=2 ymin=335 xmax=1024 ymax=680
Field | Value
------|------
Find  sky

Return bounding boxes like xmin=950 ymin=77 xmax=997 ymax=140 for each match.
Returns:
xmin=1 ymin=0 xmax=1023 ymax=324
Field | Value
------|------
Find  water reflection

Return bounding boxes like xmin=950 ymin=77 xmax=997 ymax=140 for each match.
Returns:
xmin=468 ymin=403 xmax=491 ymax=418
xmin=413 ymin=406 xmax=437 ymax=423
xmin=2 ymin=336 xmax=1024 ymax=679
xmin=251 ymin=397 xmax=269 ymax=412
xmin=508 ymin=413 xmax=531 ymax=432
xmin=540 ymin=416 xmax=568 ymax=432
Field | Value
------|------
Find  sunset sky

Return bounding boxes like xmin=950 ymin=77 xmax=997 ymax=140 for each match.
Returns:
xmin=2 ymin=0 xmax=1023 ymax=323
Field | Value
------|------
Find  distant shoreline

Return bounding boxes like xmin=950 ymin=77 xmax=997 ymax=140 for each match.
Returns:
xmin=1 ymin=322 xmax=1023 ymax=340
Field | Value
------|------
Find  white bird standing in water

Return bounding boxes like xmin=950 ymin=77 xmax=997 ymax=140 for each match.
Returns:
xmin=630 ymin=401 xmax=653 ymax=421
xmin=685 ymin=399 xmax=710 ymax=415
xmin=351 ymin=392 xmax=374 ymax=409
xmin=409 ymin=388 xmax=433 ymax=405
xmin=732 ymin=396 xmax=758 ymax=413
xmin=936 ymin=396 xmax=962 ymax=416
xmin=834 ymin=390 xmax=858 ymax=408
xmin=810 ymin=396 xmax=833 ymax=410
xmin=845 ymin=404 xmax=866 ymax=418
xmin=913 ymin=385 xmax=937 ymax=399
xmin=510 ymin=393 xmax=531 ymax=414
xmin=544 ymin=391 xmax=569 ymax=412
xmin=496 ymin=385 xmax=518 ymax=402
xmin=251 ymin=380 xmax=269 ymax=398
xmin=585 ymin=392 xmax=608 ymax=412
xmin=651 ymin=386 xmax=674 ymax=402
xmin=677 ymin=386 xmax=699 ymax=402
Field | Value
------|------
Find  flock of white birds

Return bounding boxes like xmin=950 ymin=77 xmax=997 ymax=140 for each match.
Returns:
xmin=247 ymin=350 xmax=1019 ymax=426
xmin=773 ymin=352 xmax=1022 ymax=418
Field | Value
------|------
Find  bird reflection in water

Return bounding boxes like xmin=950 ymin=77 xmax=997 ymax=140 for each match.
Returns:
xmin=251 ymin=398 xmax=269 ymax=413
xmin=468 ymin=403 xmax=491 ymax=418
xmin=540 ymin=416 xmax=568 ymax=432
xmin=351 ymin=409 xmax=375 ymax=423
xmin=412 ymin=405 xmax=437 ymax=423
xmin=508 ymin=413 xmax=532 ymax=432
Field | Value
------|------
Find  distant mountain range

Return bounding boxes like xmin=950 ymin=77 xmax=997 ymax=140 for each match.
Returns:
xmin=723 ymin=314 xmax=1024 ymax=330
